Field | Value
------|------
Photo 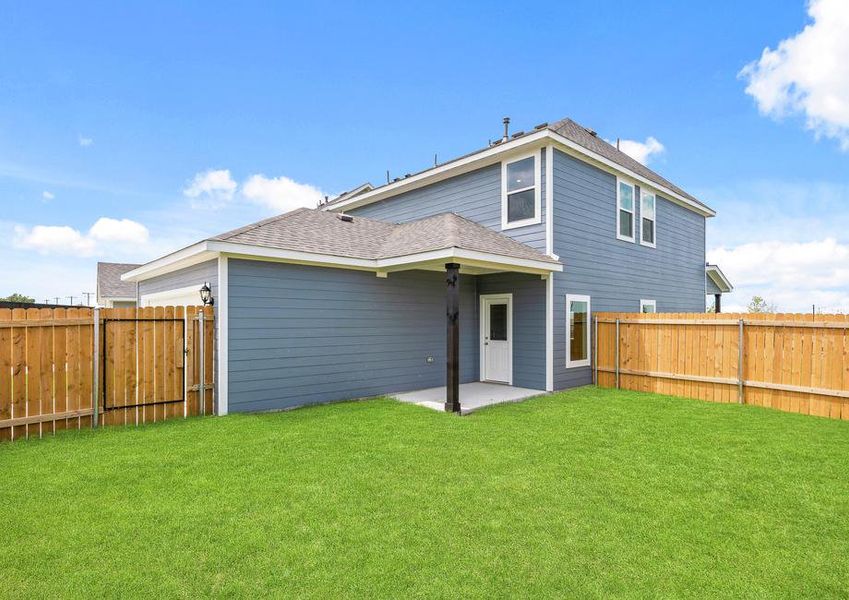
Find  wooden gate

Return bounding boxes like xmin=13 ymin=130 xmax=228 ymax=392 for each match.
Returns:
xmin=0 ymin=306 xmax=214 ymax=441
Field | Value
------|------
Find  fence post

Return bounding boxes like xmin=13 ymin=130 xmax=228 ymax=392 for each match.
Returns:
xmin=198 ymin=308 xmax=205 ymax=416
xmin=738 ymin=318 xmax=744 ymax=404
xmin=593 ymin=316 xmax=598 ymax=385
xmin=615 ymin=318 xmax=620 ymax=389
xmin=92 ymin=308 xmax=99 ymax=428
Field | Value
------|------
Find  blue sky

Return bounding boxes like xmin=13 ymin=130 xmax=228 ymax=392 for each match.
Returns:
xmin=2 ymin=1 xmax=848 ymax=310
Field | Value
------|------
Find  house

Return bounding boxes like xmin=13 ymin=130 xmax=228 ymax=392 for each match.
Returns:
xmin=122 ymin=116 xmax=731 ymax=415
xmin=706 ymin=264 xmax=733 ymax=312
xmin=96 ymin=262 xmax=141 ymax=308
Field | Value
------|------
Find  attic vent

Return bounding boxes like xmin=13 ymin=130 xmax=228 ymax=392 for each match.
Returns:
xmin=338 ymin=214 xmax=354 ymax=223
xmin=511 ymin=131 xmax=524 ymax=139
xmin=534 ymin=122 xmax=548 ymax=130
xmin=585 ymin=127 xmax=598 ymax=137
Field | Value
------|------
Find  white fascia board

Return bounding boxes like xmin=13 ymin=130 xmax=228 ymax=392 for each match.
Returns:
xmin=322 ymin=128 xmax=714 ymax=218
xmin=323 ymin=130 xmax=551 ymax=212
xmin=546 ymin=131 xmax=716 ymax=217
xmin=209 ymin=240 xmax=376 ymax=269
xmin=121 ymin=241 xmax=215 ymax=282
xmin=706 ymin=265 xmax=733 ymax=292
xmin=377 ymin=247 xmax=562 ymax=274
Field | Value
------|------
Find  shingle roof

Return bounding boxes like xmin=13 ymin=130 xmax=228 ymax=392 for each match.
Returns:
xmin=547 ymin=118 xmax=707 ymax=209
xmin=324 ymin=116 xmax=710 ymax=212
xmin=211 ymin=208 xmax=559 ymax=265
xmin=97 ymin=262 xmax=141 ymax=298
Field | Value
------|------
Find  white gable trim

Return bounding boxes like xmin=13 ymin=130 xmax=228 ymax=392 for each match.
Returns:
xmin=706 ymin=264 xmax=733 ymax=293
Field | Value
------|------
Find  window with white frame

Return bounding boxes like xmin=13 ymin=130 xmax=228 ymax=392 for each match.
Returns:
xmin=640 ymin=190 xmax=656 ymax=247
xmin=617 ymin=180 xmax=635 ymax=242
xmin=640 ymin=299 xmax=657 ymax=313
xmin=502 ymin=153 xmax=540 ymax=229
xmin=566 ymin=294 xmax=591 ymax=368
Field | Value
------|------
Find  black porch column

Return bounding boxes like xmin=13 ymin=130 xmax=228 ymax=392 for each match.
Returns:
xmin=715 ymin=293 xmax=722 ymax=314
xmin=445 ymin=262 xmax=461 ymax=413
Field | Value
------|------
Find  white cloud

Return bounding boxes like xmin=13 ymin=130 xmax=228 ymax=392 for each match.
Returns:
xmin=42 ymin=191 xmax=54 ymax=200
xmin=708 ymin=238 xmax=849 ymax=312
xmin=13 ymin=217 xmax=149 ymax=257
xmin=241 ymin=174 xmax=324 ymax=212
xmin=78 ymin=135 xmax=93 ymax=147
xmin=739 ymin=0 xmax=849 ymax=150
xmin=607 ymin=136 xmax=665 ymax=165
xmin=183 ymin=169 xmax=237 ymax=208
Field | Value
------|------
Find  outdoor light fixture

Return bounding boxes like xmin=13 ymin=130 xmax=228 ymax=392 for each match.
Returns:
xmin=199 ymin=282 xmax=214 ymax=306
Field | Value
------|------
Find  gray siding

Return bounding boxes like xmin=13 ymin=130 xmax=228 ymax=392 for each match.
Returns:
xmin=227 ymin=260 xmax=480 ymax=413
xmin=551 ymin=149 xmax=706 ymax=389
xmin=348 ymin=149 xmax=548 ymax=253
xmin=706 ymin=275 xmax=722 ymax=295
xmin=478 ymin=272 xmax=546 ymax=390
xmin=137 ymin=259 xmax=218 ymax=301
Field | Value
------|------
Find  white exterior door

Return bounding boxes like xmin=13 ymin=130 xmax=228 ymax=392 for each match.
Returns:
xmin=481 ymin=295 xmax=512 ymax=384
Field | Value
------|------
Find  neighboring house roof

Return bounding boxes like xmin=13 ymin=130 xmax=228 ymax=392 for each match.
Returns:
xmin=323 ymin=116 xmax=713 ymax=216
xmin=213 ymin=208 xmax=561 ymax=264
xmin=706 ymin=264 xmax=733 ymax=293
xmin=97 ymin=262 xmax=141 ymax=299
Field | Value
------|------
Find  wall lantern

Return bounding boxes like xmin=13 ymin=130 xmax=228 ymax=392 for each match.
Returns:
xmin=199 ymin=282 xmax=214 ymax=306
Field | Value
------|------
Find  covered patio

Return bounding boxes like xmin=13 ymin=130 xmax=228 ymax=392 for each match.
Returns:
xmin=392 ymin=382 xmax=547 ymax=415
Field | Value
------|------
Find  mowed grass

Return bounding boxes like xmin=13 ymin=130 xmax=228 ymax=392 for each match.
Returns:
xmin=2 ymin=387 xmax=849 ymax=598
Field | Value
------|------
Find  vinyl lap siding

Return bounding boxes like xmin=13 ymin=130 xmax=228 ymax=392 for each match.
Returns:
xmin=137 ymin=260 xmax=218 ymax=300
xmin=227 ymin=259 xmax=479 ymax=413
xmin=551 ymin=149 xmax=706 ymax=389
xmin=347 ymin=149 xmax=548 ymax=253
xmin=478 ymin=272 xmax=546 ymax=390
xmin=706 ymin=276 xmax=722 ymax=295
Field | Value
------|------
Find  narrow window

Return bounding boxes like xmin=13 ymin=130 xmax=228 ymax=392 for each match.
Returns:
xmin=640 ymin=299 xmax=657 ymax=313
xmin=617 ymin=180 xmax=635 ymax=242
xmin=566 ymin=294 xmax=591 ymax=368
xmin=502 ymin=153 xmax=540 ymax=229
xmin=640 ymin=190 xmax=656 ymax=247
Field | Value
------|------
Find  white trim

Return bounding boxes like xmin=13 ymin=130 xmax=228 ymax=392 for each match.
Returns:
xmin=546 ymin=131 xmax=715 ymax=217
xmin=324 ymin=130 xmax=551 ymax=212
xmin=616 ymin=178 xmax=636 ymax=243
xmin=217 ymin=256 xmax=228 ymax=416
xmin=122 ymin=241 xmax=216 ymax=282
xmin=479 ymin=293 xmax=513 ymax=385
xmin=501 ymin=149 xmax=542 ymax=230
xmin=706 ymin=264 xmax=734 ymax=292
xmin=565 ymin=294 xmax=591 ymax=368
xmin=545 ymin=272 xmax=554 ymax=391
xmin=545 ymin=144 xmax=555 ymax=257
xmin=139 ymin=285 xmax=201 ymax=306
xmin=640 ymin=299 xmax=657 ymax=313
xmin=324 ymin=129 xmax=715 ymax=218
xmin=639 ymin=189 xmax=657 ymax=248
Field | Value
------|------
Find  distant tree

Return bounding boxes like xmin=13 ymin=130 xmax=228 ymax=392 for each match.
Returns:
xmin=0 ymin=293 xmax=35 ymax=303
xmin=747 ymin=295 xmax=777 ymax=313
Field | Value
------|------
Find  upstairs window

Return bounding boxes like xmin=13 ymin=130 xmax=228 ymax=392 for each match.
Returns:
xmin=502 ymin=152 xmax=540 ymax=229
xmin=641 ymin=190 xmax=656 ymax=247
xmin=617 ymin=180 xmax=635 ymax=242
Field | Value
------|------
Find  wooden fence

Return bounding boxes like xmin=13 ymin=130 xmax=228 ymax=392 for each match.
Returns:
xmin=595 ymin=312 xmax=849 ymax=420
xmin=0 ymin=306 xmax=214 ymax=441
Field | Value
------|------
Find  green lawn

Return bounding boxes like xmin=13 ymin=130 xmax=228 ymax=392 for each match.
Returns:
xmin=2 ymin=387 xmax=848 ymax=598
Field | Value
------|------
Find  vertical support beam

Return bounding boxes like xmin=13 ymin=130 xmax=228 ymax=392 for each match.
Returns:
xmin=615 ymin=318 xmax=620 ymax=389
xmin=593 ymin=316 xmax=599 ymax=385
xmin=738 ymin=318 xmax=744 ymax=404
xmin=445 ymin=263 xmax=461 ymax=413
xmin=92 ymin=308 xmax=100 ymax=428
xmin=217 ymin=256 xmax=229 ymax=416
xmin=715 ymin=293 xmax=722 ymax=314
xmin=198 ymin=308 xmax=206 ymax=416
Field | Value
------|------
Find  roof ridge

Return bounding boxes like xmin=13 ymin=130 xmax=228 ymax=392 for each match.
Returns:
xmin=214 ymin=207 xmax=311 ymax=241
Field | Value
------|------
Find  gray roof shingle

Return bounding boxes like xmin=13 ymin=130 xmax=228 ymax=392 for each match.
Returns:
xmin=97 ymin=262 xmax=141 ymax=298
xmin=324 ymin=115 xmax=710 ymax=212
xmin=211 ymin=208 xmax=559 ymax=265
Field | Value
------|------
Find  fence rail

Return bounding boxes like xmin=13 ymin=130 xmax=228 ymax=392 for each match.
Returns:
xmin=595 ymin=312 xmax=849 ymax=420
xmin=0 ymin=306 xmax=214 ymax=441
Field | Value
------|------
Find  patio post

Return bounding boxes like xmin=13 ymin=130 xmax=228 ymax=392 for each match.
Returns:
xmin=445 ymin=262 xmax=461 ymax=413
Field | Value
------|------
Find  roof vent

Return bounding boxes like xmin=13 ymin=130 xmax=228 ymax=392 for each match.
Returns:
xmin=338 ymin=214 xmax=354 ymax=223
xmin=502 ymin=116 xmax=510 ymax=142
xmin=511 ymin=131 xmax=524 ymax=139
xmin=534 ymin=122 xmax=548 ymax=130
xmin=585 ymin=127 xmax=598 ymax=137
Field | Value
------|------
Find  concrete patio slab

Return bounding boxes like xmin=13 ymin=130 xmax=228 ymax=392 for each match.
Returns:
xmin=392 ymin=381 xmax=547 ymax=415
